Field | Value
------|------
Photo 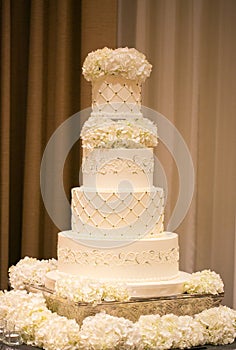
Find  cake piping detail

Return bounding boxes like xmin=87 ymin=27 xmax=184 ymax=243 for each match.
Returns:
xmin=82 ymin=154 xmax=154 ymax=175
xmin=58 ymin=247 xmax=179 ymax=267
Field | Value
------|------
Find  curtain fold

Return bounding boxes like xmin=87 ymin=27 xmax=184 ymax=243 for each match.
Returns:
xmin=0 ymin=0 xmax=118 ymax=290
xmin=0 ymin=0 xmax=11 ymax=289
xmin=118 ymin=0 xmax=236 ymax=307
xmin=196 ymin=0 xmax=236 ymax=307
xmin=21 ymin=0 xmax=82 ymax=259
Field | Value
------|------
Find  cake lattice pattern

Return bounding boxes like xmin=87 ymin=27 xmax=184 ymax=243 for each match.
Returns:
xmin=92 ymin=76 xmax=142 ymax=117
xmin=71 ymin=189 xmax=164 ymax=239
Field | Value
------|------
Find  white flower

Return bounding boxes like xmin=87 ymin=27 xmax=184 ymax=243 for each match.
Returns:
xmin=2 ymin=258 xmax=234 ymax=350
xmin=172 ymin=315 xmax=205 ymax=349
xmin=55 ymin=276 xmax=130 ymax=304
xmin=183 ymin=270 xmax=224 ymax=295
xmin=0 ymin=290 xmax=49 ymax=345
xmin=82 ymin=47 xmax=152 ymax=83
xmin=34 ymin=314 xmax=80 ymax=350
xmin=194 ymin=306 xmax=236 ymax=345
xmin=0 ymin=289 xmax=81 ymax=350
xmin=132 ymin=314 xmax=174 ymax=350
xmin=9 ymin=256 xmax=57 ymax=290
xmin=79 ymin=312 xmax=134 ymax=350
xmin=1 ymin=287 xmax=236 ymax=350
xmin=128 ymin=308 xmax=235 ymax=350
xmin=81 ymin=116 xmax=158 ymax=149
xmin=55 ymin=278 xmax=103 ymax=304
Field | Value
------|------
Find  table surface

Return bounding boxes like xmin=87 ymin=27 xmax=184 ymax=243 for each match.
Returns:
xmin=0 ymin=343 xmax=41 ymax=350
xmin=1 ymin=341 xmax=236 ymax=350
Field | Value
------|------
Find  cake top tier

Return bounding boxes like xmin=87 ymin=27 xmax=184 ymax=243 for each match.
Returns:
xmin=82 ymin=48 xmax=152 ymax=119
xmin=81 ymin=47 xmax=158 ymax=149
xmin=82 ymin=47 xmax=152 ymax=83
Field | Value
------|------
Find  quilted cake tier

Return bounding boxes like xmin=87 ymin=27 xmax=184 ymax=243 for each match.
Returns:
xmin=71 ymin=187 xmax=164 ymax=240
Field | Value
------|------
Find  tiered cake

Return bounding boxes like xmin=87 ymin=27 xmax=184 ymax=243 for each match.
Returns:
xmin=46 ymin=47 xmax=189 ymax=298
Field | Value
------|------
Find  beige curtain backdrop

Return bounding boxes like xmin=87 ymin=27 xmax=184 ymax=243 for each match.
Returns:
xmin=0 ymin=0 xmax=117 ymax=290
xmin=118 ymin=0 xmax=236 ymax=307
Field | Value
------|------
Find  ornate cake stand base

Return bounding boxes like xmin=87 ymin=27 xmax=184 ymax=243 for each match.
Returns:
xmin=25 ymin=285 xmax=224 ymax=325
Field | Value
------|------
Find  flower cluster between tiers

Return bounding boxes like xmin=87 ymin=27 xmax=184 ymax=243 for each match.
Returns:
xmin=82 ymin=47 xmax=152 ymax=83
xmin=1 ymin=290 xmax=236 ymax=350
xmin=81 ymin=116 xmax=158 ymax=149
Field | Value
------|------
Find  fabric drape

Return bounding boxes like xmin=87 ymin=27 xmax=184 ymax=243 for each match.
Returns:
xmin=0 ymin=0 xmax=83 ymax=289
xmin=0 ymin=0 xmax=117 ymax=290
xmin=118 ymin=0 xmax=236 ymax=307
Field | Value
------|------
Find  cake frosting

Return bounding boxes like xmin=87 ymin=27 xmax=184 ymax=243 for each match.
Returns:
xmin=91 ymin=75 xmax=142 ymax=118
xmin=71 ymin=187 xmax=164 ymax=241
xmin=45 ymin=47 xmax=190 ymax=297
xmin=82 ymin=148 xmax=154 ymax=191
xmin=57 ymin=231 xmax=179 ymax=281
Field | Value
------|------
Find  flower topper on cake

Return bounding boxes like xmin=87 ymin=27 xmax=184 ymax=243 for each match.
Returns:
xmin=81 ymin=47 xmax=157 ymax=149
xmin=82 ymin=47 xmax=152 ymax=83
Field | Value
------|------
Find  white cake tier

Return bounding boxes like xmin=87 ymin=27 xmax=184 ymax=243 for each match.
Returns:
xmin=57 ymin=231 xmax=179 ymax=284
xmin=91 ymin=75 xmax=142 ymax=118
xmin=45 ymin=270 xmax=190 ymax=298
xmin=82 ymin=148 xmax=154 ymax=191
xmin=71 ymin=187 xmax=164 ymax=240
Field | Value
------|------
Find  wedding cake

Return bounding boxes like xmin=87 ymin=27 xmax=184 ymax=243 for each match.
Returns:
xmin=45 ymin=47 xmax=190 ymax=298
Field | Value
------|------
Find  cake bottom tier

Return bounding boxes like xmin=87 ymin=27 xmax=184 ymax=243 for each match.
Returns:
xmin=45 ymin=270 xmax=190 ymax=298
xmin=45 ymin=230 xmax=191 ymax=298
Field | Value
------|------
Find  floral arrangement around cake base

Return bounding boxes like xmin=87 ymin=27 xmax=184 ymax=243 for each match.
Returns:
xmin=1 ymin=290 xmax=236 ymax=350
xmin=1 ymin=257 xmax=235 ymax=350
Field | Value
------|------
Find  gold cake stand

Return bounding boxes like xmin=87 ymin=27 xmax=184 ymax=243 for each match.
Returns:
xmin=25 ymin=284 xmax=224 ymax=325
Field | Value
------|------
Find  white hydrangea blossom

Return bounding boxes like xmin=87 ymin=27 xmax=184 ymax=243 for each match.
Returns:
xmin=183 ymin=270 xmax=224 ymax=295
xmin=34 ymin=314 xmax=81 ymax=350
xmin=82 ymin=47 xmax=152 ymax=83
xmin=55 ymin=277 xmax=130 ymax=304
xmin=130 ymin=314 xmax=198 ymax=350
xmin=0 ymin=290 xmax=50 ymax=345
xmin=9 ymin=256 xmax=57 ymax=290
xmin=171 ymin=315 xmax=206 ymax=349
xmin=0 ymin=289 xmax=236 ymax=350
xmin=81 ymin=116 xmax=158 ymax=149
xmin=79 ymin=312 xmax=134 ymax=350
xmin=129 ymin=314 xmax=174 ymax=350
xmin=0 ymin=290 xmax=80 ymax=349
xmin=194 ymin=306 xmax=236 ymax=345
xmin=3 ymin=259 xmax=235 ymax=350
